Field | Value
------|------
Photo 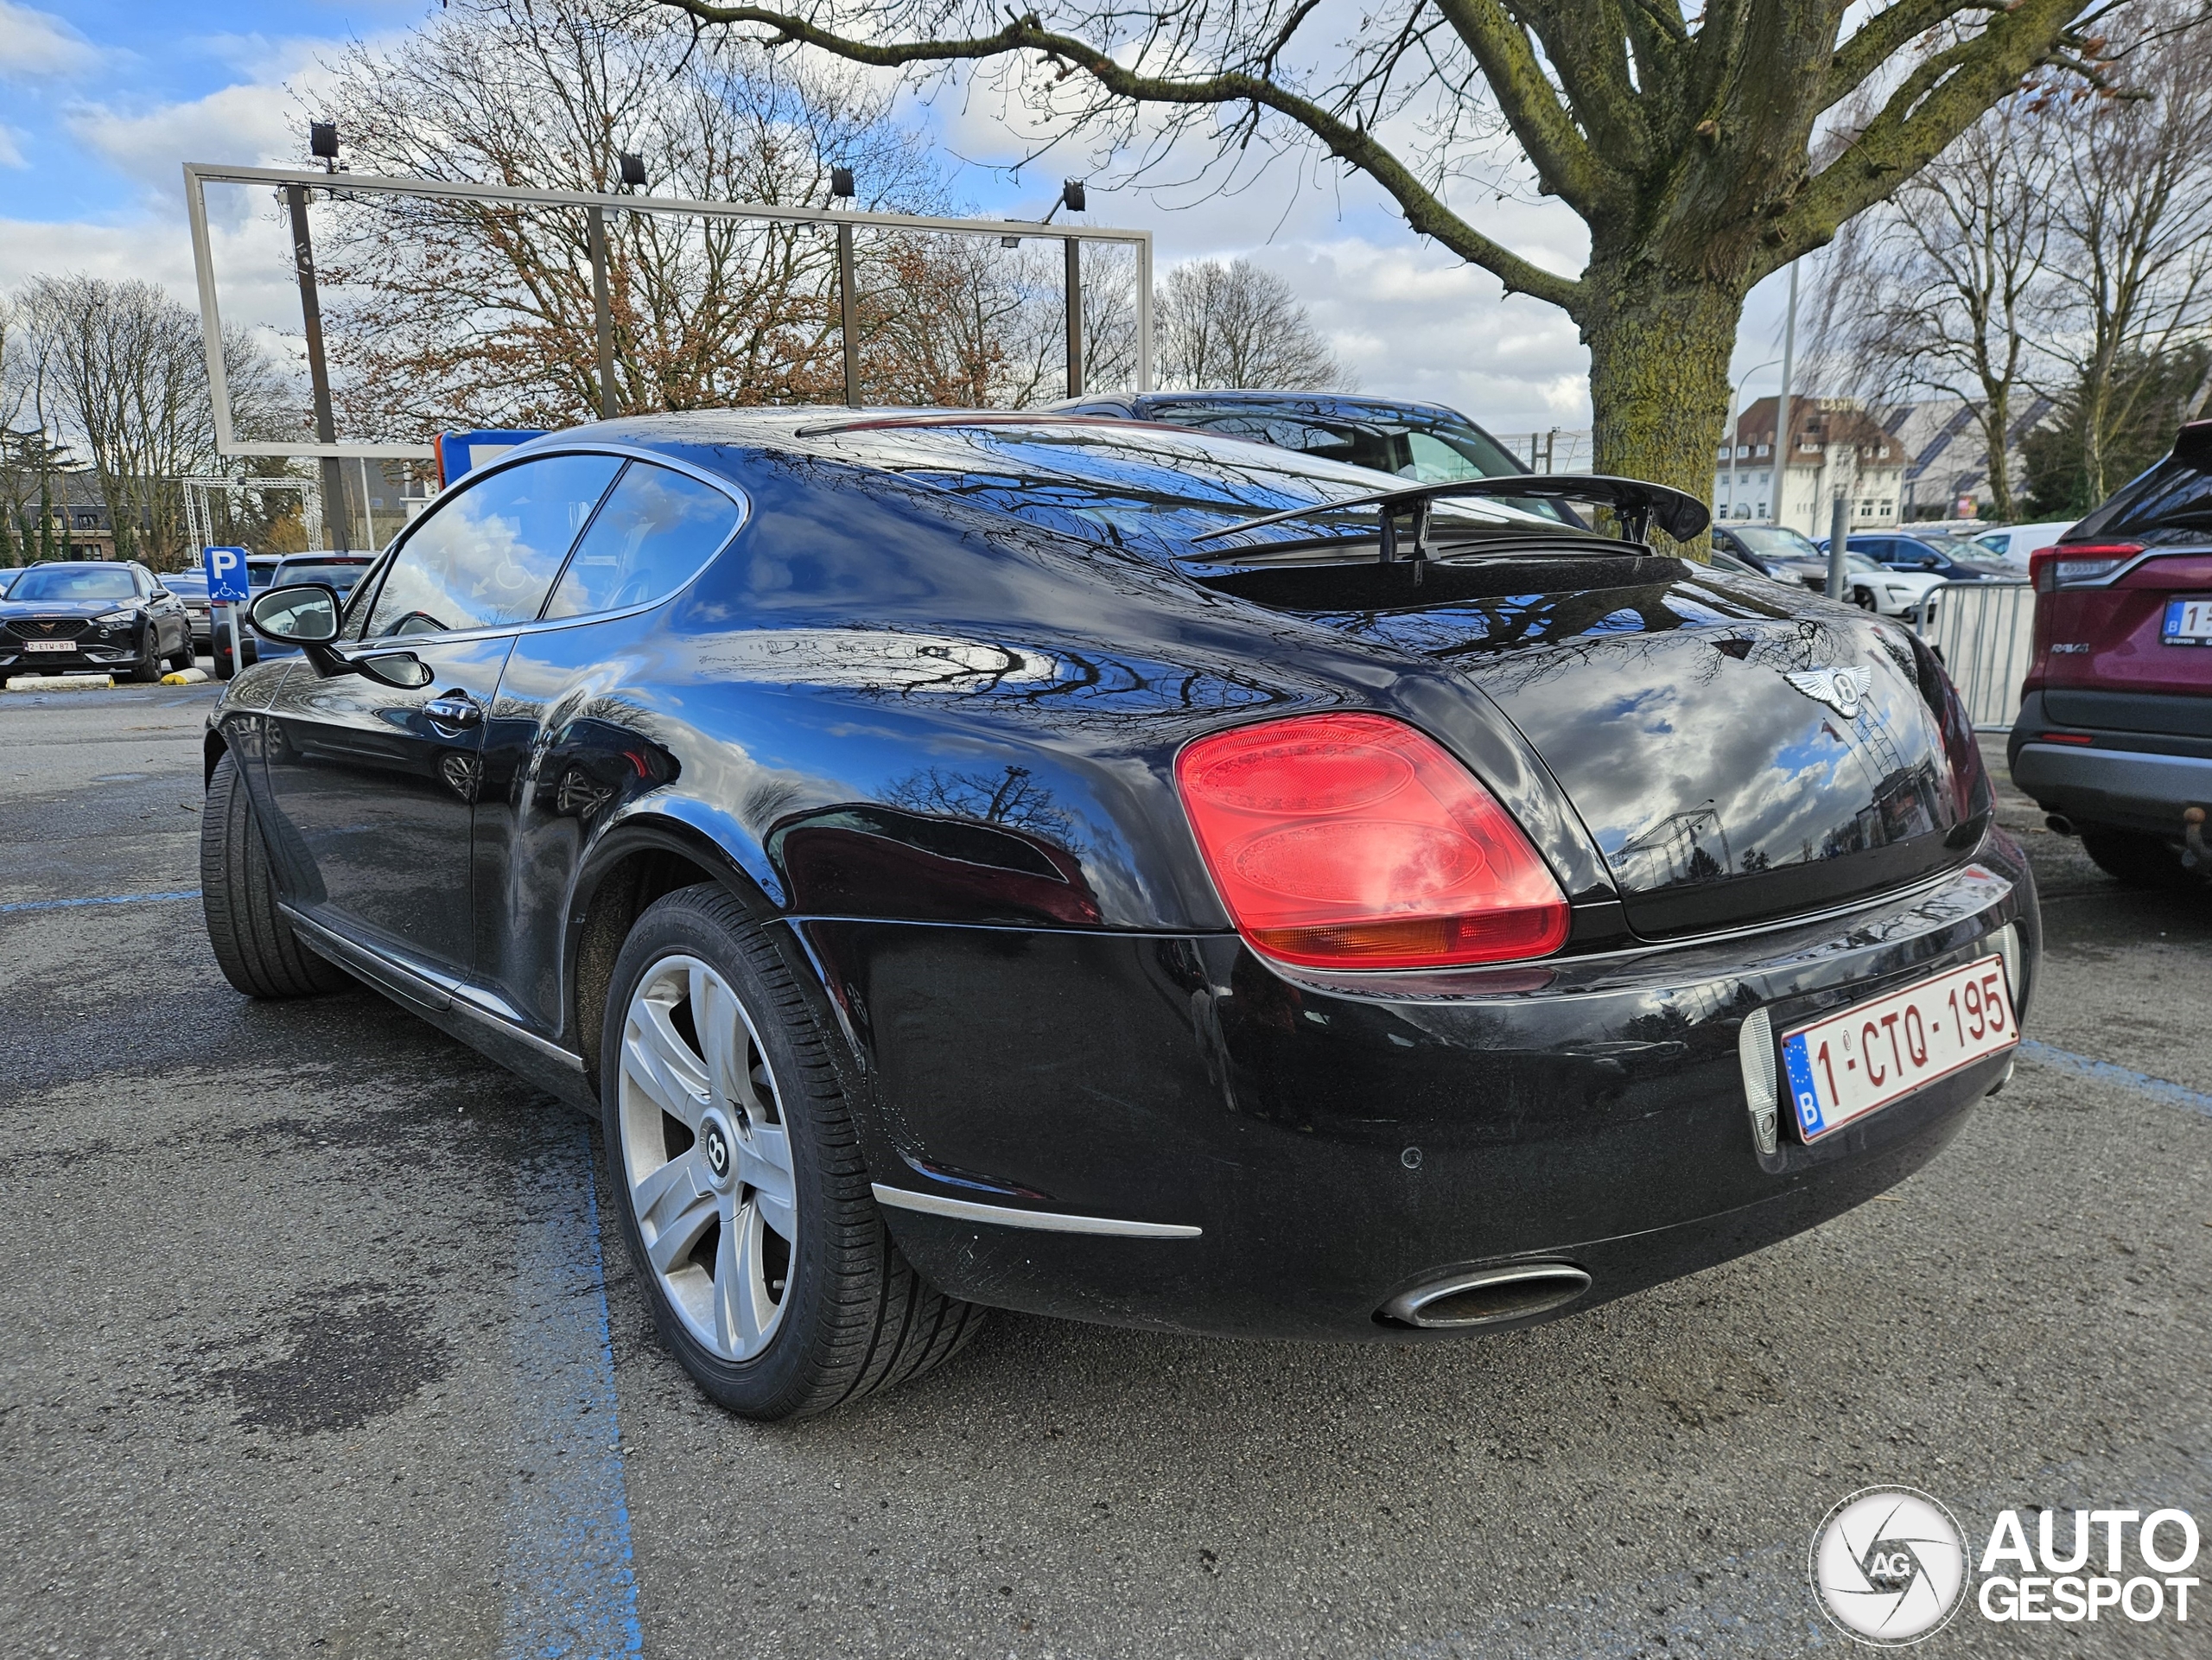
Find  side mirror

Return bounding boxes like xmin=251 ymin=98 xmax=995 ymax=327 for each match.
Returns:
xmin=248 ymin=582 xmax=341 ymax=645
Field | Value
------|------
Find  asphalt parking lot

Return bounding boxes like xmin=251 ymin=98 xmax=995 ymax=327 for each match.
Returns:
xmin=2 ymin=676 xmax=2207 ymax=1659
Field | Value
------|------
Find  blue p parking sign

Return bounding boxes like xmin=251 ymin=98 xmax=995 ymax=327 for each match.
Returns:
xmin=203 ymin=545 xmax=250 ymax=603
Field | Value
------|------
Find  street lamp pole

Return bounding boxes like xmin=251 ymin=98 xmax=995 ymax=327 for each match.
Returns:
xmin=285 ymin=184 xmax=349 ymax=553
xmin=1722 ymin=355 xmax=1781 ymax=522
xmin=1776 ymin=261 xmax=1801 ymax=532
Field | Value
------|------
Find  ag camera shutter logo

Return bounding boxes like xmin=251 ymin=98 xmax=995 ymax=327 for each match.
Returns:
xmin=1809 ymin=1487 xmax=1970 ymax=1644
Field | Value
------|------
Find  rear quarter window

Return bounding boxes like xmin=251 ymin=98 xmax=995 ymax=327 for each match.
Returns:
xmin=543 ymin=461 xmax=739 ymax=619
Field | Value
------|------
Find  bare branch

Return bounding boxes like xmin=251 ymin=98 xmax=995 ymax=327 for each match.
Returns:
xmin=655 ymin=0 xmax=1591 ymax=311
xmin=1766 ymin=0 xmax=2099 ymax=277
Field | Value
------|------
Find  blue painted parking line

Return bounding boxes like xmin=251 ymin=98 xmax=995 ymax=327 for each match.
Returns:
xmin=0 ymin=889 xmax=202 ymax=915
xmin=501 ymin=1117 xmax=643 ymax=1660
xmin=2020 ymin=1039 xmax=2212 ymax=1118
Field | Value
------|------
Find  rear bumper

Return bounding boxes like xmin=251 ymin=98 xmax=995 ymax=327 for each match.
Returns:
xmin=2010 ymin=691 xmax=2212 ymax=835
xmin=805 ymin=835 xmax=2040 ymax=1340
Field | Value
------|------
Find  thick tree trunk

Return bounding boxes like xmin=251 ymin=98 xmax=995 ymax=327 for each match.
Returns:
xmin=1580 ymin=258 xmax=1746 ymax=552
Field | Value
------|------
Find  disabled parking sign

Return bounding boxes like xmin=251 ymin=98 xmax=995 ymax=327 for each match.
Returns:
xmin=203 ymin=545 xmax=251 ymax=603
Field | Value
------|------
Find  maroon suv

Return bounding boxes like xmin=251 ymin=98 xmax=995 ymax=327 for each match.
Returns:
xmin=2009 ymin=420 xmax=2212 ymax=886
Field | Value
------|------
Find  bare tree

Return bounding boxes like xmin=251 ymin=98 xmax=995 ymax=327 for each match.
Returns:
xmin=16 ymin=275 xmax=285 ymax=567
xmin=860 ymin=234 xmax=1133 ymax=406
xmin=312 ymin=0 xmax=950 ymax=432
xmin=0 ymin=295 xmax=46 ymax=561
xmin=1154 ymin=258 xmax=1341 ymax=392
xmin=2039 ymin=2 xmax=2212 ymax=499
xmin=1813 ymin=96 xmax=2060 ymax=520
xmin=652 ymin=0 xmax=2135 ymax=513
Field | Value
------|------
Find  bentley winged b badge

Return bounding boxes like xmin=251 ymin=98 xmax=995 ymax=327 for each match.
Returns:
xmin=1783 ymin=665 xmax=1875 ymax=719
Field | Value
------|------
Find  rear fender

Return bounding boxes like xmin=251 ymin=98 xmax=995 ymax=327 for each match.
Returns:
xmin=564 ymin=807 xmax=877 ymax=1108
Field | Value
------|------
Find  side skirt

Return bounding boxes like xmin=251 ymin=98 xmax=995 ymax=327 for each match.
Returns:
xmin=283 ymin=907 xmax=597 ymax=1114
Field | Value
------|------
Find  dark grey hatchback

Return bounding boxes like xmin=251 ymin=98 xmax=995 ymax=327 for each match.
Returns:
xmin=203 ymin=412 xmax=2037 ymax=1419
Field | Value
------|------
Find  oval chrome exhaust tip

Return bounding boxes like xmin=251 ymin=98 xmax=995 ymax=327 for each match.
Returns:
xmin=1381 ymin=1262 xmax=1592 ymax=1329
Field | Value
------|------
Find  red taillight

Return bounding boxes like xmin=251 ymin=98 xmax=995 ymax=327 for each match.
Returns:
xmin=2031 ymin=543 xmax=2140 ymax=593
xmin=1173 ymin=714 xmax=1570 ymax=970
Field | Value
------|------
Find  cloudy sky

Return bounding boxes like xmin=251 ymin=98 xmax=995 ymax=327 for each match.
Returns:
xmin=2 ymin=0 xmax=1808 ymax=438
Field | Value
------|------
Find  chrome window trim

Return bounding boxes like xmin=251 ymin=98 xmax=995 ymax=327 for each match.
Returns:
xmin=346 ymin=441 xmax=752 ymax=648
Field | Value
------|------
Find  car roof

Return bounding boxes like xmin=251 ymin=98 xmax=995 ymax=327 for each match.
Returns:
xmin=1074 ymin=389 xmax=1475 ymax=425
xmin=510 ymin=409 xmax=1604 ymax=561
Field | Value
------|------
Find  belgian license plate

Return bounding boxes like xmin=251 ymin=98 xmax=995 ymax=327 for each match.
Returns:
xmin=2163 ymin=598 xmax=2212 ymax=645
xmin=22 ymin=639 xmax=74 ymax=652
xmin=1781 ymin=955 xmax=2017 ymax=1142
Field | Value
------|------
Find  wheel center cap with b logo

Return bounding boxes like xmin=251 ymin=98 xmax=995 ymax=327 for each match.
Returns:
xmin=699 ymin=1111 xmax=735 ymax=1190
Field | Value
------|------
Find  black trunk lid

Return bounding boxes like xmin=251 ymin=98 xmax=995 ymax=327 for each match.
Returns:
xmin=1228 ymin=559 xmax=1987 ymax=938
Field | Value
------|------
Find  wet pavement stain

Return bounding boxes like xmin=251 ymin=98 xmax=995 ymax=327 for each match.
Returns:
xmin=207 ymin=1288 xmax=449 ymax=1437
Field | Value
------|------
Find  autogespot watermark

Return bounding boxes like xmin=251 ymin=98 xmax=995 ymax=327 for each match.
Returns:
xmin=1809 ymin=1487 xmax=2202 ymax=1644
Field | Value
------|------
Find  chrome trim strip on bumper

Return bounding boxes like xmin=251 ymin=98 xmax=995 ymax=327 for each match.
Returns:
xmin=870 ymin=1184 xmax=1202 ymax=1238
xmin=281 ymin=906 xmax=586 ymax=1072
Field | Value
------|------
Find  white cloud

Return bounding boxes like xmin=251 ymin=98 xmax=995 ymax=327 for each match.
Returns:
xmin=0 ymin=125 xmax=23 ymax=169
xmin=6 ymin=36 xmax=360 ymax=327
xmin=0 ymin=2 xmax=97 ymax=81
xmin=67 ymin=81 xmax=302 ymax=198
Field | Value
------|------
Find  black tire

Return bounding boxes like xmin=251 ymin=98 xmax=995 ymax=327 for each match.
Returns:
xmin=601 ymin=883 xmax=983 ymax=1420
xmin=200 ymin=750 xmax=352 ymax=998
xmin=1851 ymin=586 xmax=1879 ymax=612
xmin=2080 ymin=826 xmax=2203 ymax=890
xmin=169 ymin=629 xmax=196 ymax=672
xmin=130 ymin=626 xmax=163 ymax=682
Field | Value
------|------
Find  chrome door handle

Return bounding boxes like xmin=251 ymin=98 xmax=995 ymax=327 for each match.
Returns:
xmin=423 ymin=694 xmax=481 ymax=728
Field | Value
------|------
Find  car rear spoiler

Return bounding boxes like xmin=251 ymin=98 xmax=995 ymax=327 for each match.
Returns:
xmin=1184 ymin=474 xmax=1712 ymax=554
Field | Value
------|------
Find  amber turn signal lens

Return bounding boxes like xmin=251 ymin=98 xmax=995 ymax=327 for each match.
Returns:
xmin=1174 ymin=713 xmax=1570 ymax=970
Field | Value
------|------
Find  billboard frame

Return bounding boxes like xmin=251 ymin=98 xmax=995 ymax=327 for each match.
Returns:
xmin=182 ymin=161 xmax=1157 ymax=462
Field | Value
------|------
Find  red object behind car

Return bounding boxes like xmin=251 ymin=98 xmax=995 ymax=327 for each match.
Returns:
xmin=2009 ymin=421 xmax=2212 ymax=886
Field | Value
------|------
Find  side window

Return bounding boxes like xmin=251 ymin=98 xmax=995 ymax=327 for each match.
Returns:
xmin=543 ymin=462 xmax=741 ymax=619
xmin=1402 ymin=431 xmax=1489 ymax=483
xmin=364 ymin=453 xmax=622 ymax=638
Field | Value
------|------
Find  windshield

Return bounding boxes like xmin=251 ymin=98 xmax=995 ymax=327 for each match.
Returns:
xmin=1184 ymin=408 xmax=1523 ymax=483
xmin=1150 ymin=401 xmax=1575 ymax=525
xmin=819 ymin=420 xmax=1570 ymax=563
xmin=1728 ymin=525 xmax=1821 ymax=561
xmin=8 ymin=566 xmax=136 ymax=602
xmin=1847 ymin=553 xmax=1884 ymax=573
xmin=275 ymin=561 xmax=372 ymax=592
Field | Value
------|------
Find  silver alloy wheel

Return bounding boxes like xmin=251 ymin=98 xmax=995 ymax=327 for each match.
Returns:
xmin=618 ymin=953 xmax=797 ymax=1361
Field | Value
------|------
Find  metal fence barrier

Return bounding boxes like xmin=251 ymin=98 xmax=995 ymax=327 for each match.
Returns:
xmin=1914 ymin=580 xmax=2036 ymax=731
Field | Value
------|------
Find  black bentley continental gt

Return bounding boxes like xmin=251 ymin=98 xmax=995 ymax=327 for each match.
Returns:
xmin=204 ymin=412 xmax=2038 ymax=1419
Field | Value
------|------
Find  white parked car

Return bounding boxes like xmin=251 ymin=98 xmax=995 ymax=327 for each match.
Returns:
xmin=1968 ymin=520 xmax=2075 ymax=567
xmin=1798 ymin=549 xmax=1948 ymax=620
